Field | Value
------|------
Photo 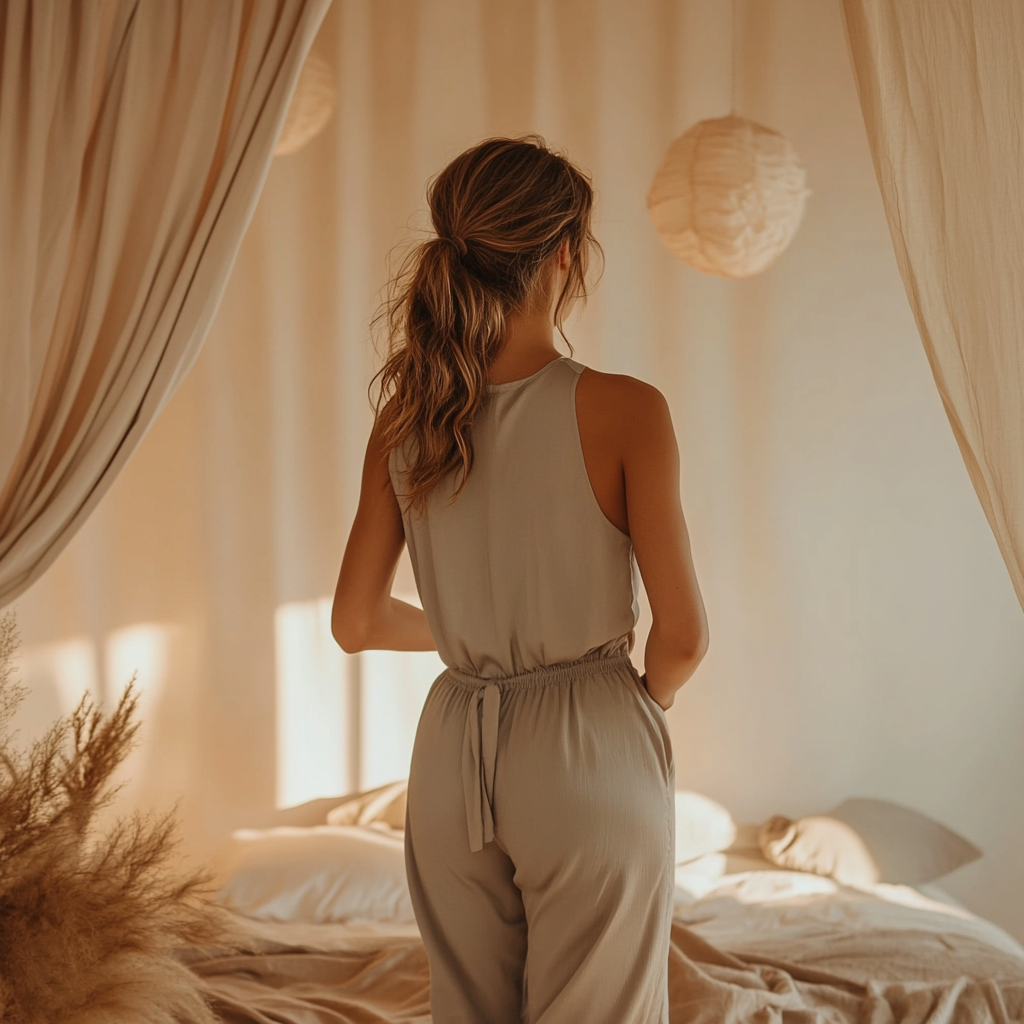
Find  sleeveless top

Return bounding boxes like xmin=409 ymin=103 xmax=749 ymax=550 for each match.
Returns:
xmin=389 ymin=356 xmax=639 ymax=679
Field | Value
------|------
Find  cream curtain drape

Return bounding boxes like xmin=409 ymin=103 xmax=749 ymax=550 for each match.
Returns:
xmin=0 ymin=0 xmax=330 ymax=607
xmin=841 ymin=0 xmax=1024 ymax=613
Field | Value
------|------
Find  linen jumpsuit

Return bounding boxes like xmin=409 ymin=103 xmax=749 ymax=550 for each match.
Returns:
xmin=390 ymin=356 xmax=675 ymax=1024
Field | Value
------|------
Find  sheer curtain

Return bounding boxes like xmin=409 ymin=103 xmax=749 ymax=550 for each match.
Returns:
xmin=841 ymin=0 xmax=1024 ymax=613
xmin=0 ymin=0 xmax=330 ymax=607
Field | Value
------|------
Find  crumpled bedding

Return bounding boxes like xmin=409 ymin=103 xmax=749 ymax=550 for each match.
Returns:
xmin=187 ymin=871 xmax=1024 ymax=1023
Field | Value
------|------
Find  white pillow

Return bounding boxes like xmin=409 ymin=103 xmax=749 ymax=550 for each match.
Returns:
xmin=674 ymin=791 xmax=737 ymax=864
xmin=212 ymin=825 xmax=415 ymax=923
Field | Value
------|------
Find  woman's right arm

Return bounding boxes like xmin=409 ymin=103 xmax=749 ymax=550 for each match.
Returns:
xmin=623 ymin=381 xmax=708 ymax=710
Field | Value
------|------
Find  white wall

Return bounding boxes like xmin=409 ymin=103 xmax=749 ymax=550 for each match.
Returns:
xmin=654 ymin=0 xmax=1024 ymax=938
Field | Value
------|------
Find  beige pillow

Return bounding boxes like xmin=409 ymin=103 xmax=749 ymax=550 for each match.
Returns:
xmin=326 ymin=779 xmax=408 ymax=830
xmin=759 ymin=798 xmax=981 ymax=887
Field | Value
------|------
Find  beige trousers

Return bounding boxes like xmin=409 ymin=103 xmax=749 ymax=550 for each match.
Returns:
xmin=405 ymin=651 xmax=675 ymax=1024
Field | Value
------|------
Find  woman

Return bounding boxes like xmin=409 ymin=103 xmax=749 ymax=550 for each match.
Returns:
xmin=332 ymin=136 xmax=708 ymax=1024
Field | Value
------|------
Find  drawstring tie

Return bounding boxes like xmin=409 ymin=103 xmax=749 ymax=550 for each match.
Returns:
xmin=462 ymin=682 xmax=500 ymax=852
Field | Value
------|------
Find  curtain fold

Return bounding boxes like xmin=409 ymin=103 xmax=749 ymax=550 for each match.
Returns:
xmin=0 ymin=0 xmax=331 ymax=608
xmin=841 ymin=0 xmax=1024 ymax=614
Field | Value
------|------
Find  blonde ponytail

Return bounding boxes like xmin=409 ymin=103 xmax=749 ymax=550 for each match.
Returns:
xmin=374 ymin=136 xmax=599 ymax=513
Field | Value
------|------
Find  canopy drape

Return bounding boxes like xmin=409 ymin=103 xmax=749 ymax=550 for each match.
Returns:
xmin=0 ymin=0 xmax=330 ymax=608
xmin=841 ymin=0 xmax=1024 ymax=614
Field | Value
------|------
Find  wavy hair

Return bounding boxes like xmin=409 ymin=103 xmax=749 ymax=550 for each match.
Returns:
xmin=373 ymin=136 xmax=600 ymax=513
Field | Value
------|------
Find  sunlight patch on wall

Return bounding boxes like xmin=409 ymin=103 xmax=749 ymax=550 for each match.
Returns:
xmin=18 ymin=622 xmax=175 ymax=769
xmin=32 ymin=636 xmax=100 ymax=714
xmin=360 ymin=649 xmax=444 ymax=791
xmin=105 ymin=622 xmax=172 ymax=710
xmin=102 ymin=622 xmax=178 ymax=805
xmin=17 ymin=636 xmax=99 ymax=743
xmin=275 ymin=598 xmax=353 ymax=809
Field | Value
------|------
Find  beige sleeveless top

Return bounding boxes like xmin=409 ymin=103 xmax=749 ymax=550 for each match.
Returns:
xmin=390 ymin=356 xmax=639 ymax=679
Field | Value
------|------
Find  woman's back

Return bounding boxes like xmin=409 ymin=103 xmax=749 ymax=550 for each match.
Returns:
xmin=391 ymin=355 xmax=638 ymax=678
xmin=333 ymin=136 xmax=708 ymax=1024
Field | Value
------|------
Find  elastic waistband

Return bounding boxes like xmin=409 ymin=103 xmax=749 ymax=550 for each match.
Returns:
xmin=445 ymin=650 xmax=635 ymax=692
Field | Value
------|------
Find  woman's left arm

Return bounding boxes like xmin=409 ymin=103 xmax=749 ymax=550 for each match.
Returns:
xmin=331 ymin=422 xmax=436 ymax=653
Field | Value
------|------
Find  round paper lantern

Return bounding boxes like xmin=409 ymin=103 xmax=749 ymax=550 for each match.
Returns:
xmin=274 ymin=53 xmax=337 ymax=157
xmin=647 ymin=115 xmax=810 ymax=278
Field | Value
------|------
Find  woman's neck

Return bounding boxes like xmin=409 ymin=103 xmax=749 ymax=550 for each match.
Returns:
xmin=487 ymin=307 xmax=561 ymax=386
xmin=487 ymin=252 xmax=569 ymax=385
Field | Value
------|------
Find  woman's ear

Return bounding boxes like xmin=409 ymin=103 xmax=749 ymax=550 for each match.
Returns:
xmin=558 ymin=237 xmax=571 ymax=270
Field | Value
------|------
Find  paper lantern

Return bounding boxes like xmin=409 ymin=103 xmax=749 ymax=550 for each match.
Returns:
xmin=274 ymin=53 xmax=337 ymax=157
xmin=647 ymin=115 xmax=810 ymax=278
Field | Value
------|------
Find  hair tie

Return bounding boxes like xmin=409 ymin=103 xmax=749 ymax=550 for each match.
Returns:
xmin=440 ymin=233 xmax=468 ymax=257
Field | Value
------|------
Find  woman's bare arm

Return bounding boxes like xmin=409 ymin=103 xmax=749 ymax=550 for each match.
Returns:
xmin=622 ymin=381 xmax=708 ymax=710
xmin=331 ymin=423 xmax=436 ymax=654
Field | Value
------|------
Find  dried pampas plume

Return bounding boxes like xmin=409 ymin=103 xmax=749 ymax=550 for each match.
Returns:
xmin=0 ymin=612 xmax=227 ymax=1024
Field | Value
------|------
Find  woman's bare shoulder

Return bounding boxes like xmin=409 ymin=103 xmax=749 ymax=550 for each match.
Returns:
xmin=576 ymin=366 xmax=669 ymax=429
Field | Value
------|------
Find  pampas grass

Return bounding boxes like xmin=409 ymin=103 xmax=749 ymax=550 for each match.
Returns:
xmin=0 ymin=612 xmax=227 ymax=1024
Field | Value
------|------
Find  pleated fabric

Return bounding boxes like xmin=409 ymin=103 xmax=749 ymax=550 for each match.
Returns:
xmin=0 ymin=0 xmax=330 ymax=606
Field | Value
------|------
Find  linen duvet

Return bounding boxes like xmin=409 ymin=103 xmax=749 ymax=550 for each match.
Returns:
xmin=184 ymin=867 xmax=1024 ymax=1024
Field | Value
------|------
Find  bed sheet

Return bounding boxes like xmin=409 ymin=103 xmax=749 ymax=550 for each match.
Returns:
xmin=188 ymin=867 xmax=1024 ymax=1023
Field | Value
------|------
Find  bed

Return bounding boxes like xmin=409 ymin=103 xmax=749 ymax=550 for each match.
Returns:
xmin=183 ymin=787 xmax=1024 ymax=1024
